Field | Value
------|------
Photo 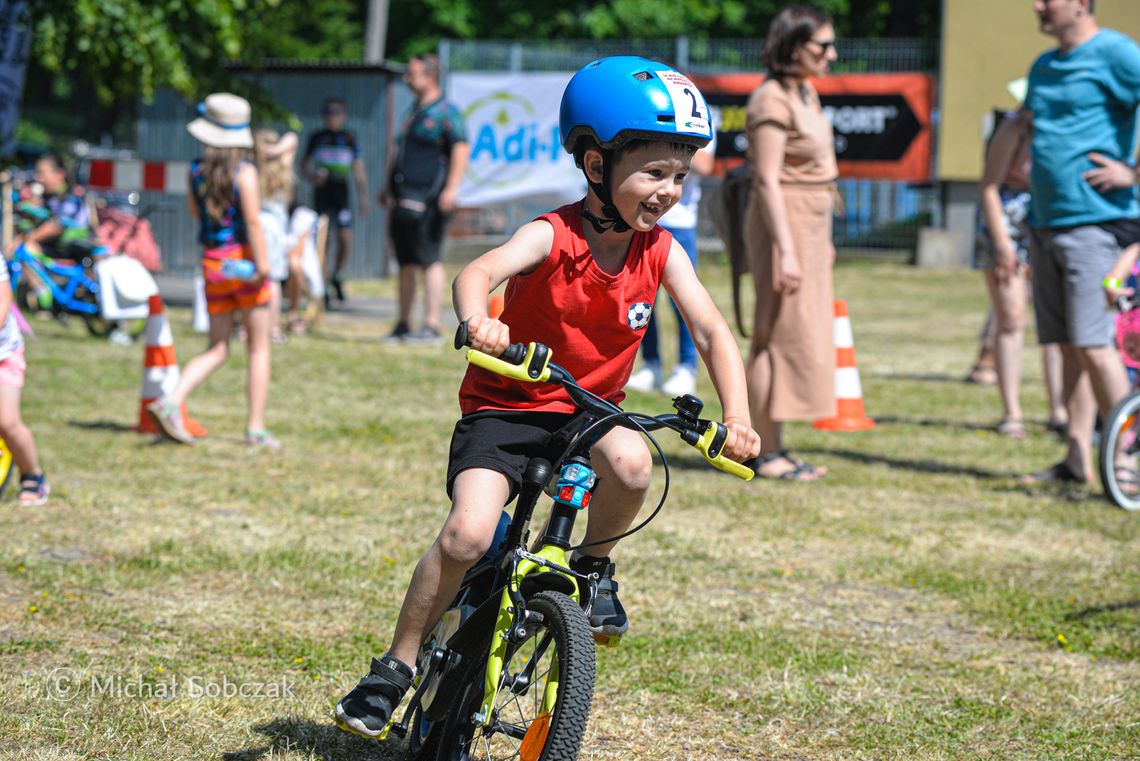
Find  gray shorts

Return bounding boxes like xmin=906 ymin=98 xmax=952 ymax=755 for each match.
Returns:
xmin=1028 ymin=224 xmax=1119 ymax=347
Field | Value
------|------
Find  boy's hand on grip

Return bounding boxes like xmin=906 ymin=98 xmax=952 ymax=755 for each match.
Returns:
xmin=723 ymin=417 xmax=761 ymax=463
xmin=466 ymin=315 xmax=511 ymax=358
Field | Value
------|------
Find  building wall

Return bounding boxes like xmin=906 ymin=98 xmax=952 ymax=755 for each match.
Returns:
xmin=939 ymin=1 xmax=1140 ymax=182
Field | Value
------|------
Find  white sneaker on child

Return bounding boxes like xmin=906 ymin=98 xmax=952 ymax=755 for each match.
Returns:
xmin=626 ymin=364 xmax=663 ymax=393
xmin=662 ymin=365 xmax=697 ymax=397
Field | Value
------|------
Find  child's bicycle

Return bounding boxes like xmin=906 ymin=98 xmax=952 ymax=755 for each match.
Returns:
xmin=7 ymin=240 xmax=134 ymax=339
xmin=0 ymin=435 xmax=12 ymax=497
xmin=1099 ymin=293 xmax=1140 ymax=510
xmin=359 ymin=324 xmax=754 ymax=761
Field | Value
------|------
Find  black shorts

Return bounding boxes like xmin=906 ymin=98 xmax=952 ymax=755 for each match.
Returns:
xmin=315 ymin=184 xmax=352 ymax=229
xmin=391 ymin=207 xmax=450 ymax=267
xmin=1101 ymin=218 xmax=1140 ymax=249
xmin=446 ymin=409 xmax=588 ymax=501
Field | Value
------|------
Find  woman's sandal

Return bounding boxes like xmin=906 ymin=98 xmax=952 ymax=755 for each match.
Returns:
xmin=996 ymin=418 xmax=1027 ymax=439
xmin=754 ymin=451 xmax=825 ymax=481
xmin=965 ymin=364 xmax=998 ymax=386
xmin=1019 ymin=461 xmax=1091 ymax=485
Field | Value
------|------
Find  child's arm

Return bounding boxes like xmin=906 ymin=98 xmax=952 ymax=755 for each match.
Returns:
xmin=661 ymin=239 xmax=761 ymax=462
xmin=1105 ymin=243 xmax=1140 ymax=305
xmin=0 ymin=271 xmax=12 ymax=328
xmin=979 ymin=115 xmax=1027 ymax=282
xmin=452 ymin=219 xmax=553 ymax=356
xmin=236 ymin=163 xmax=270 ymax=281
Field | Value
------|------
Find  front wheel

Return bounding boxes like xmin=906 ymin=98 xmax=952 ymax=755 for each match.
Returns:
xmin=436 ymin=590 xmax=595 ymax=761
xmin=1098 ymin=391 xmax=1140 ymax=511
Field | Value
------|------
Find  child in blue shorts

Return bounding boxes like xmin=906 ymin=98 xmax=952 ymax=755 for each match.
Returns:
xmin=335 ymin=57 xmax=761 ymax=739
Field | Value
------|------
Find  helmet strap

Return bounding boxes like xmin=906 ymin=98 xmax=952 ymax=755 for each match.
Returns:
xmin=582 ymin=149 xmax=630 ymax=235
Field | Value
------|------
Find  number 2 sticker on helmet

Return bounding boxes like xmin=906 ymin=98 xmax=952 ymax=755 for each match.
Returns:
xmin=654 ymin=70 xmax=710 ymax=137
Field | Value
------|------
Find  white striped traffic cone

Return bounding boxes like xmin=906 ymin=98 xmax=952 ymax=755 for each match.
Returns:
xmin=134 ymin=295 xmax=207 ymax=437
xmin=814 ymin=299 xmax=875 ymax=431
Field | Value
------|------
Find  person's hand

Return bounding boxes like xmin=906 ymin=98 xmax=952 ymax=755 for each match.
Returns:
xmin=993 ymin=242 xmax=1019 ymax=282
xmin=1103 ymin=275 xmax=1134 ymax=308
xmin=438 ymin=186 xmax=459 ymax=214
xmin=722 ymin=417 xmax=761 ymax=463
xmin=377 ymin=189 xmax=392 ymax=209
xmin=465 ymin=314 xmax=510 ymax=357
xmin=1083 ymin=153 xmax=1137 ymax=194
xmin=253 ymin=265 xmax=271 ymax=286
xmin=776 ymin=250 xmax=802 ymax=294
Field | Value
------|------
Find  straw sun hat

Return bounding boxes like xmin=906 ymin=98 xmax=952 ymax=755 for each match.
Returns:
xmin=186 ymin=92 xmax=254 ymax=149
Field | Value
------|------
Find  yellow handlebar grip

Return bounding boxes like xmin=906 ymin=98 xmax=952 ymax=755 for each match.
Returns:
xmin=694 ymin=422 xmax=755 ymax=481
xmin=466 ymin=344 xmax=552 ymax=383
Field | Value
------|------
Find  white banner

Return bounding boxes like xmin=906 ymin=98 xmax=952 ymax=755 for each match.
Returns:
xmin=448 ymin=72 xmax=587 ymax=208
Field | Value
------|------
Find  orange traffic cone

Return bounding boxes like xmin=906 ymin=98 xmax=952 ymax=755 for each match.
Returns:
xmin=489 ymin=293 xmax=505 ymax=319
xmin=135 ymin=295 xmax=207 ymax=437
xmin=814 ymin=299 xmax=875 ymax=431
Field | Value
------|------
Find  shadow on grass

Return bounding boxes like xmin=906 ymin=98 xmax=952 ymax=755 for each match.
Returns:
xmin=1064 ymin=599 xmax=1140 ymax=622
xmin=68 ymin=419 xmax=138 ymax=433
xmin=865 ymin=372 xmax=967 ymax=384
xmin=795 ymin=447 xmax=1010 ymax=480
xmin=222 ymin=716 xmax=403 ymax=761
xmin=869 ymin=415 xmax=997 ymax=433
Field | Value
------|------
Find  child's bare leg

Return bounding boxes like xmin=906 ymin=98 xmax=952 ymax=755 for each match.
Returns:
xmin=578 ymin=427 xmax=652 ymax=559
xmin=388 ymin=468 xmax=510 ymax=666
xmin=169 ymin=311 xmax=235 ymax=406
xmin=0 ymin=386 xmax=40 ymax=475
xmin=243 ymin=304 xmax=272 ymax=432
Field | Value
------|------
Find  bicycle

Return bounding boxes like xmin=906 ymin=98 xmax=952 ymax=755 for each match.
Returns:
xmin=357 ymin=324 xmax=754 ymax=761
xmin=0 ymin=434 xmax=13 ymax=497
xmin=1098 ymin=293 xmax=1140 ymax=511
xmin=7 ymin=240 xmax=136 ymax=339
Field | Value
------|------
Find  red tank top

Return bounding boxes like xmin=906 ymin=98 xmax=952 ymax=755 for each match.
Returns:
xmin=459 ymin=203 xmax=673 ymax=415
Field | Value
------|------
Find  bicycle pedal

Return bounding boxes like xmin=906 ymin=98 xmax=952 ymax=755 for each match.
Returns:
xmin=592 ymin=632 xmax=622 ymax=648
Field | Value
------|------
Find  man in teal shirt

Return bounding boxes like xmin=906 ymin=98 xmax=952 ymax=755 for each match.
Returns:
xmin=1016 ymin=0 xmax=1140 ymax=485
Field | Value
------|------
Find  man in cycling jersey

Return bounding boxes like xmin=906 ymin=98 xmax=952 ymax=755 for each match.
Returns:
xmin=302 ymin=98 xmax=368 ymax=305
xmin=335 ymin=57 xmax=761 ymax=741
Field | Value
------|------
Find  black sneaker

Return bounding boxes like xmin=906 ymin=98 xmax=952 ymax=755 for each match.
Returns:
xmin=331 ymin=274 xmax=347 ymax=302
xmin=383 ymin=321 xmax=412 ymax=344
xmin=334 ymin=654 xmax=414 ymax=740
xmin=571 ymin=554 xmax=628 ymax=643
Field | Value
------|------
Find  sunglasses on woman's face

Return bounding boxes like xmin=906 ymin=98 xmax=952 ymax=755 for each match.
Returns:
xmin=810 ymin=39 xmax=836 ymax=52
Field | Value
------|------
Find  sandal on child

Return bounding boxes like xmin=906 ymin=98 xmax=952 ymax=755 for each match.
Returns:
xmin=996 ymin=418 xmax=1027 ymax=439
xmin=18 ymin=472 xmax=49 ymax=506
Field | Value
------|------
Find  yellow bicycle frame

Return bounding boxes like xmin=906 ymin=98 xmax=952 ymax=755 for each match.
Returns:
xmin=477 ymin=542 xmax=579 ymax=725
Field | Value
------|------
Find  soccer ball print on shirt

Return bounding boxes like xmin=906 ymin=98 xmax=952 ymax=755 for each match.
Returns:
xmin=627 ymin=302 xmax=652 ymax=330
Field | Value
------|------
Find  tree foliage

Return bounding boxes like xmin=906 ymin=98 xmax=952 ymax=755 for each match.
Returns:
xmin=386 ymin=0 xmax=941 ymax=60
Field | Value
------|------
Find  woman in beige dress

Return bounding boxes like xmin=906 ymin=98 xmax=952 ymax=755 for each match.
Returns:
xmin=745 ymin=5 xmax=838 ymax=480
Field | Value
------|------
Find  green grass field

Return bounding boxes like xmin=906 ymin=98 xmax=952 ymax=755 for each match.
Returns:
xmin=1 ymin=260 xmax=1137 ymax=760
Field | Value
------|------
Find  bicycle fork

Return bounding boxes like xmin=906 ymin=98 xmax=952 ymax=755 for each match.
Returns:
xmin=475 ymin=456 xmax=598 ymax=728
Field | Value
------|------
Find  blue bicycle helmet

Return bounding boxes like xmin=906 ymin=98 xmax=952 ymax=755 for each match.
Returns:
xmin=559 ymin=57 xmax=713 ymax=233
xmin=560 ymin=56 xmax=713 ymax=154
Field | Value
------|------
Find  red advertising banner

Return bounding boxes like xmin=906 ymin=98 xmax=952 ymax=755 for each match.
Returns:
xmin=691 ymin=73 xmax=935 ymax=182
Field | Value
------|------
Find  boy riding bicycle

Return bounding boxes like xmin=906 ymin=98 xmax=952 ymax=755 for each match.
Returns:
xmin=336 ymin=57 xmax=761 ymax=739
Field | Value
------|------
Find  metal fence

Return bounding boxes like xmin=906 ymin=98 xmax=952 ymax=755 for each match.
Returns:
xmin=135 ymin=62 xmax=408 ymax=277
xmin=442 ymin=37 xmax=938 ymax=257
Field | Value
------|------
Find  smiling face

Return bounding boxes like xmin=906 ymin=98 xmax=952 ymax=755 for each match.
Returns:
xmin=794 ymin=22 xmax=838 ymax=79
xmin=585 ymin=141 xmax=694 ymax=233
